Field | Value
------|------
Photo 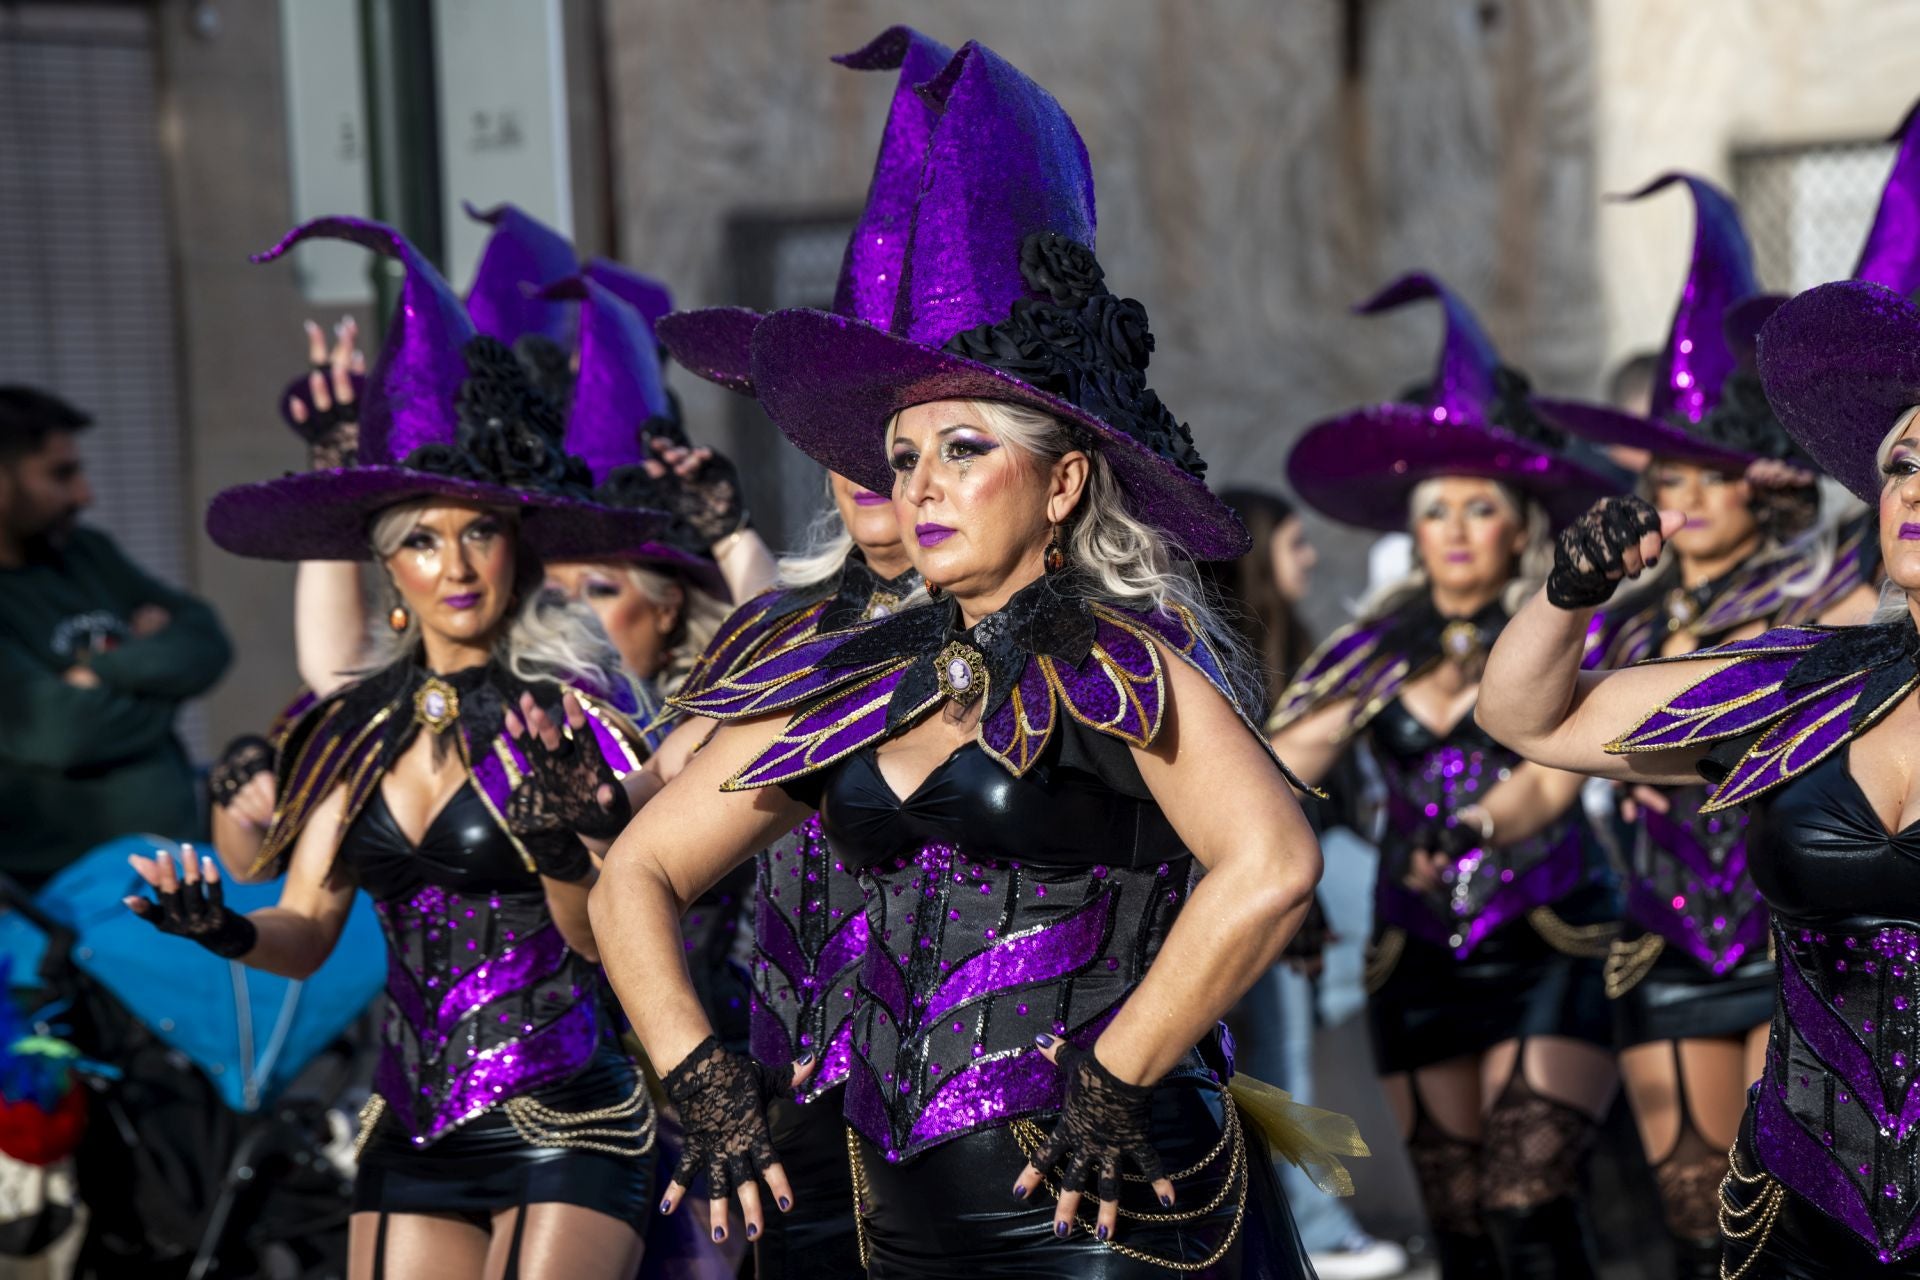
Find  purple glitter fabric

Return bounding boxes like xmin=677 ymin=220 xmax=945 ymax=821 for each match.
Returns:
xmin=544 ymin=274 xmax=673 ymax=485
xmin=462 ymin=201 xmax=578 ymax=346
xmin=1287 ymin=273 xmax=1624 ymax=533
xmin=1623 ymin=788 xmax=1767 ymax=974
xmin=580 ymin=257 xmax=673 ymax=332
xmin=1758 ymin=923 xmax=1920 ymax=1256
xmin=1535 ymin=174 xmax=1765 ymax=470
xmin=1757 ymin=280 xmax=1920 ymax=504
xmin=373 ymin=889 xmax=604 ymax=1144
xmin=749 ymin=814 xmax=872 ymax=1099
xmin=842 ymin=846 xmax=1193 ymax=1161
xmin=655 ymin=27 xmax=950 ymax=395
xmin=1853 ymin=99 xmax=1920 ymax=295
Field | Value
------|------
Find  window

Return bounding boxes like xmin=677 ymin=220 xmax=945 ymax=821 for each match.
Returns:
xmin=1734 ymin=137 xmax=1899 ymax=291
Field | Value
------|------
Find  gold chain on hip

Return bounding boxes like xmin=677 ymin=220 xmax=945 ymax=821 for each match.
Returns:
xmin=1528 ymin=906 xmax=1619 ymax=958
xmin=1604 ymin=934 xmax=1667 ymax=998
xmin=352 ymin=1094 xmax=387 ymax=1159
xmin=500 ymin=1076 xmax=658 ymax=1158
xmin=1364 ymin=928 xmax=1406 ymax=994
xmin=1716 ymin=1138 xmax=1784 ymax=1279
xmin=846 ymin=1127 xmax=872 ymax=1271
xmin=1006 ymin=1098 xmax=1247 ymax=1271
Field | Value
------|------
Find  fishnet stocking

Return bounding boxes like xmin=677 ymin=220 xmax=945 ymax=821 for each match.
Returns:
xmin=1480 ymin=1075 xmax=1596 ymax=1212
xmin=1406 ymin=1107 xmax=1486 ymax=1237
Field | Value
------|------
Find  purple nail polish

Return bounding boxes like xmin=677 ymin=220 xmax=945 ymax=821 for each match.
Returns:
xmin=1054 ymin=1220 xmax=1069 ymax=1238
xmin=778 ymin=1196 xmax=791 ymax=1211
xmin=1012 ymin=1184 xmax=1028 ymax=1200
xmin=1158 ymin=1192 xmax=1173 ymax=1207
xmin=1097 ymin=1225 xmax=1110 ymax=1241
xmin=1034 ymin=1033 xmax=1053 ymax=1048
xmin=660 ymin=1199 xmax=673 ymax=1214
xmin=713 ymin=1227 xmax=725 ymax=1242
xmin=746 ymin=1224 xmax=758 ymax=1240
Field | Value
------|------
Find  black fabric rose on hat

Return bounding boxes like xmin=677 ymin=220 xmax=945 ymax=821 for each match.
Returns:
xmin=1694 ymin=371 xmax=1804 ymax=463
xmin=940 ymin=233 xmax=1207 ymax=479
xmin=1486 ymin=365 xmax=1567 ymax=452
xmin=1020 ymin=233 xmax=1105 ymax=305
xmin=408 ymin=336 xmax=593 ymax=497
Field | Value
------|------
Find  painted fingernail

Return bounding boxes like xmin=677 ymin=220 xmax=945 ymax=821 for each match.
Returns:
xmin=1034 ymin=1033 xmax=1053 ymax=1048
xmin=1158 ymin=1192 xmax=1174 ymax=1207
xmin=1054 ymin=1220 xmax=1070 ymax=1238
xmin=660 ymin=1199 xmax=673 ymax=1214
xmin=1012 ymin=1183 xmax=1028 ymax=1200
xmin=746 ymin=1224 xmax=758 ymax=1240
xmin=1097 ymin=1225 xmax=1110 ymax=1241
xmin=796 ymin=1052 xmax=816 ymax=1065
xmin=712 ymin=1227 xmax=725 ymax=1242
xmin=778 ymin=1196 xmax=791 ymax=1211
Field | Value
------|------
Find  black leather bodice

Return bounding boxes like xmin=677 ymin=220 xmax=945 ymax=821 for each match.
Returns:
xmin=1747 ymin=750 xmax=1920 ymax=922
xmin=341 ymin=784 xmax=532 ymax=901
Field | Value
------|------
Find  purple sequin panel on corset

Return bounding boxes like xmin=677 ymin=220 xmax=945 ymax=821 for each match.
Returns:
xmin=1625 ymin=784 xmax=1767 ymax=972
xmin=751 ymin=813 xmax=871 ymax=1098
xmin=373 ymin=884 xmax=603 ymax=1144
xmin=1759 ymin=921 xmax=1920 ymax=1258
xmin=844 ymin=843 xmax=1198 ymax=1162
xmin=1376 ymin=738 xmax=1589 ymax=957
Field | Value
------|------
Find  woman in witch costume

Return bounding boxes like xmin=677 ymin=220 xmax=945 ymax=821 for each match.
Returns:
xmin=1268 ymin=275 xmax=1626 ymax=1279
xmin=639 ymin=26 xmax=948 ymax=1279
xmin=592 ymin=40 xmax=1324 ymax=1278
xmin=127 ymin=219 xmax=669 ymax=1280
xmin=1478 ymin=271 xmax=1920 ymax=1275
xmin=1532 ymin=174 xmax=1873 ymax=1280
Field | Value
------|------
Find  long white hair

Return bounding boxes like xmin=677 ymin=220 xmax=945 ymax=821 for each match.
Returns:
xmin=774 ymin=476 xmax=932 ymax=619
xmin=1354 ymin=477 xmax=1553 ymax=621
xmin=624 ymin=562 xmax=730 ymax=699
xmin=888 ymin=398 xmax=1263 ymax=710
xmin=1870 ymin=405 xmax=1920 ymax=624
xmin=360 ymin=500 xmax=632 ymax=698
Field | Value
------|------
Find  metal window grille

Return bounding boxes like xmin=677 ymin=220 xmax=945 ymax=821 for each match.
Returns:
xmin=719 ymin=211 xmax=858 ymax=547
xmin=1734 ymin=137 xmax=1899 ymax=291
xmin=0 ymin=4 xmax=207 ymax=756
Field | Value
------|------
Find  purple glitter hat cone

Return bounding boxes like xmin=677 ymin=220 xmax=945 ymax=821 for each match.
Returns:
xmin=751 ymin=41 xmax=1248 ymax=559
xmin=655 ymin=25 xmax=953 ymax=395
xmin=1287 ymin=273 xmax=1624 ymax=533
xmin=1729 ymin=99 xmax=1920 ymax=371
xmin=1757 ymin=279 xmax=1920 ymax=503
xmin=539 ymin=274 xmax=729 ymax=598
xmin=463 ymin=201 xmax=579 ymax=346
xmin=581 ymin=258 xmax=674 ymax=333
xmin=1536 ymin=174 xmax=1765 ymax=471
xmin=207 ymin=217 xmax=668 ymax=563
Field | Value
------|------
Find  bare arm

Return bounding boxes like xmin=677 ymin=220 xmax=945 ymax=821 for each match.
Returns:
xmin=645 ymin=713 xmax=718 ymax=787
xmin=713 ymin=528 xmax=779 ymax=609
xmin=1094 ymin=652 xmax=1323 ymax=1088
xmin=294 ymin=561 xmax=367 ymax=696
xmin=1469 ymin=759 xmax=1589 ymax=846
xmin=1266 ymin=696 xmax=1355 ymax=790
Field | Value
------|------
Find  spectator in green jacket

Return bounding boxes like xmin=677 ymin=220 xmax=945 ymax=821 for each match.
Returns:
xmin=0 ymin=387 xmax=232 ymax=885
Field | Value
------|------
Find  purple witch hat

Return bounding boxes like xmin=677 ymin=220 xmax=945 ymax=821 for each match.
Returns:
xmin=1287 ymin=274 xmax=1623 ymax=533
xmin=1728 ymin=98 xmax=1920 ymax=365
xmin=540 ymin=273 xmax=729 ymax=599
xmin=207 ymin=217 xmax=667 ymax=563
xmin=463 ymin=201 xmax=580 ymax=346
xmin=1535 ymin=174 xmax=1770 ymax=472
xmin=653 ymin=25 xmax=954 ymax=395
xmin=749 ymin=41 xmax=1248 ymax=559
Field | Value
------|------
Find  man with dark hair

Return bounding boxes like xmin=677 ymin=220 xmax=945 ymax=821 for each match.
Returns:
xmin=0 ymin=386 xmax=232 ymax=885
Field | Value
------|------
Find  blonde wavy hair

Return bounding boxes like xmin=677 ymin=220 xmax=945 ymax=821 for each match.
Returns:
xmin=775 ymin=476 xmax=932 ymax=614
xmin=886 ymin=398 xmax=1261 ymax=710
xmin=1870 ymin=405 xmax=1920 ymax=624
xmin=361 ymin=500 xmax=633 ymax=700
xmin=1355 ymin=477 xmax=1554 ymax=621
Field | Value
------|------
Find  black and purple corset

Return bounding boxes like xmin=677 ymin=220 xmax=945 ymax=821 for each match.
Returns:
xmin=749 ymin=814 xmax=870 ymax=1095
xmin=843 ymin=842 xmax=1196 ymax=1163
xmin=1759 ymin=920 xmax=1920 ymax=1260
xmin=1370 ymin=700 xmax=1601 ymax=958
xmin=1622 ymin=784 xmax=1766 ymax=973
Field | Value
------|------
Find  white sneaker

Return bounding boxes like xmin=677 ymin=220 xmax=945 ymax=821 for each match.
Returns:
xmin=1308 ymin=1232 xmax=1412 ymax=1280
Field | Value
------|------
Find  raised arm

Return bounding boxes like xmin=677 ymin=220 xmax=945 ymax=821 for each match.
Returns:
xmin=1479 ymin=498 xmax=1709 ymax=783
xmin=1267 ymin=695 xmax=1356 ymax=790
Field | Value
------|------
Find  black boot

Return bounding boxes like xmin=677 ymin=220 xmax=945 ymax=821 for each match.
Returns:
xmin=1431 ymin=1228 xmax=1502 ymax=1279
xmin=1481 ymin=1196 xmax=1598 ymax=1280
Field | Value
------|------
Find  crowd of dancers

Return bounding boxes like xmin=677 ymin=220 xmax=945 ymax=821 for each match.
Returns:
xmin=112 ymin=21 xmax=1920 ymax=1280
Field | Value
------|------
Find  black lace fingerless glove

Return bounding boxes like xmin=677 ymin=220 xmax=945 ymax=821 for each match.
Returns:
xmin=1546 ymin=496 xmax=1663 ymax=609
xmin=504 ymin=707 xmax=633 ymax=857
xmin=130 ymin=872 xmax=258 ymax=959
xmin=208 ymin=734 xmax=275 ymax=809
xmin=1031 ymin=1042 xmax=1164 ymax=1206
xmin=668 ymin=449 xmax=747 ymax=546
xmin=289 ymin=383 xmax=359 ymax=471
xmin=662 ymin=1036 xmax=795 ymax=1202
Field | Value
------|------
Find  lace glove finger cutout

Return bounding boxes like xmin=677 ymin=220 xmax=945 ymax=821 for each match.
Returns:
xmin=132 ymin=873 xmax=257 ymax=959
xmin=1546 ymin=495 xmax=1662 ymax=609
xmin=506 ymin=705 xmax=632 ymax=844
xmin=663 ymin=1036 xmax=792 ymax=1199
xmin=1033 ymin=1042 xmax=1164 ymax=1201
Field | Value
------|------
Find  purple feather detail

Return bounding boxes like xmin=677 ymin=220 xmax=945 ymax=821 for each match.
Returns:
xmin=581 ymin=705 xmax=641 ymax=776
xmin=434 ymin=925 xmax=570 ymax=1038
xmin=726 ymin=666 xmax=933 ymax=791
xmin=674 ymin=625 xmax=900 ymax=721
xmin=1708 ymin=677 xmax=1873 ymax=809
xmin=1610 ymin=641 xmax=1840 ymax=754
xmin=1046 ymin=620 xmax=1162 ymax=746
xmin=843 ymin=1053 xmax=893 ymax=1151
xmin=750 ymin=1000 xmax=795 ymax=1066
xmin=922 ymin=890 xmax=1114 ymax=1029
xmin=421 ymin=1000 xmax=600 ymax=1143
xmin=1755 ymin=1074 xmax=1878 ymax=1245
xmin=383 ymin=947 xmax=430 ymax=1041
xmin=373 ymin=1047 xmax=416 ymax=1136
xmin=1271 ymin=619 xmax=1389 ymax=727
xmin=1624 ymin=882 xmax=1767 ymax=974
xmin=980 ymin=659 xmax=1056 ymax=775
xmin=678 ymin=595 xmax=826 ymax=704
xmin=755 ymin=898 xmax=809 ymax=997
xmin=815 ymin=1011 xmax=857 ymax=1093
xmin=1778 ymin=525 xmax=1869 ymax=625
xmin=1693 ymin=554 xmax=1824 ymax=637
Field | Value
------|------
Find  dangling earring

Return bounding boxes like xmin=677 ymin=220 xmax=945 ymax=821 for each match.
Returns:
xmin=388 ymin=605 xmax=411 ymax=633
xmin=1045 ymin=523 xmax=1068 ymax=574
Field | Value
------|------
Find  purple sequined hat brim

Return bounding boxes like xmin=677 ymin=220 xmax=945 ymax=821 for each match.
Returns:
xmin=1757 ymin=279 xmax=1920 ymax=503
xmin=1533 ymin=396 xmax=1761 ymax=472
xmin=655 ymin=307 xmax=762 ymax=395
xmin=581 ymin=540 xmax=732 ymax=603
xmin=749 ymin=307 xmax=1250 ymax=560
xmin=205 ymin=467 xmax=667 ymax=564
xmin=1286 ymin=404 xmax=1625 ymax=533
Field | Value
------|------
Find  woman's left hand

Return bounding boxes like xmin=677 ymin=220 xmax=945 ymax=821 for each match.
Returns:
xmin=503 ymin=692 xmax=632 ymax=872
xmin=646 ymin=438 xmax=746 ymax=545
xmin=1014 ymin=1036 xmax=1176 ymax=1243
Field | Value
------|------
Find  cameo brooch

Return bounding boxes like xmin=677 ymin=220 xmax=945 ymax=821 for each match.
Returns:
xmin=413 ymin=675 xmax=461 ymax=734
xmin=936 ymin=641 xmax=989 ymax=706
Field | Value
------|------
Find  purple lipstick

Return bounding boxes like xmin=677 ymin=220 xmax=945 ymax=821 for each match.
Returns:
xmin=443 ymin=592 xmax=480 ymax=609
xmin=851 ymin=488 xmax=891 ymax=507
xmin=915 ymin=523 xmax=956 ymax=548
xmin=1899 ymin=523 xmax=1920 ymax=541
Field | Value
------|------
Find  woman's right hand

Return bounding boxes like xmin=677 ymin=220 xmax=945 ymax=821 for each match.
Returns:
xmin=289 ymin=317 xmax=363 ymax=470
xmin=1544 ymin=496 xmax=1683 ymax=610
xmin=660 ymin=1035 xmax=817 ymax=1243
xmin=124 ymin=844 xmax=259 ymax=959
